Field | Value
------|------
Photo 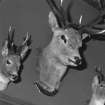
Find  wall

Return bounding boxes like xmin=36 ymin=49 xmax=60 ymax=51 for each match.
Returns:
xmin=0 ymin=0 xmax=104 ymax=105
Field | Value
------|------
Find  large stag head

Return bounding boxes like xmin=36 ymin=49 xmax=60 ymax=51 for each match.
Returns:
xmin=45 ymin=0 xmax=87 ymax=67
xmin=47 ymin=0 xmax=105 ymax=66
xmin=34 ymin=0 xmax=105 ymax=96
xmin=34 ymin=0 xmax=85 ymax=96
xmin=0 ymin=26 xmax=31 ymax=91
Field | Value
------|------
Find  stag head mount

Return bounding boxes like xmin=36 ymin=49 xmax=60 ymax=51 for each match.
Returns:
xmin=0 ymin=26 xmax=31 ymax=91
xmin=34 ymin=0 xmax=105 ymax=96
xmin=89 ymin=66 xmax=105 ymax=105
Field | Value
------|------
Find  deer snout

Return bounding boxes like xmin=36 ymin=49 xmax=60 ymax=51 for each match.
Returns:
xmin=10 ymin=72 xmax=18 ymax=81
xmin=68 ymin=56 xmax=82 ymax=66
xmin=12 ymin=74 xmax=18 ymax=81
xmin=74 ymin=56 xmax=82 ymax=65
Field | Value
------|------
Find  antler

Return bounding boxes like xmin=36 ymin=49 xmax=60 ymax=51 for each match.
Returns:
xmin=46 ymin=0 xmax=86 ymax=30
xmin=2 ymin=26 xmax=17 ymax=55
xmin=79 ymin=0 xmax=105 ymax=36
xmin=18 ymin=32 xmax=31 ymax=60
xmin=7 ymin=26 xmax=15 ymax=48
xmin=46 ymin=0 xmax=66 ymax=27
xmin=46 ymin=0 xmax=71 ymax=27
xmin=82 ymin=0 xmax=105 ymax=11
xmin=95 ymin=66 xmax=105 ymax=83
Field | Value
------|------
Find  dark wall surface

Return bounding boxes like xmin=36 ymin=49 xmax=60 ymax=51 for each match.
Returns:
xmin=0 ymin=0 xmax=105 ymax=105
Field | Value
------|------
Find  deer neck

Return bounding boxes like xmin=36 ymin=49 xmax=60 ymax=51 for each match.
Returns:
xmin=89 ymin=94 xmax=105 ymax=105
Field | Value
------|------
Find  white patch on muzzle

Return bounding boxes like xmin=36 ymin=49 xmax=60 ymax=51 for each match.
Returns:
xmin=69 ymin=61 xmax=77 ymax=66
xmin=0 ymin=74 xmax=9 ymax=91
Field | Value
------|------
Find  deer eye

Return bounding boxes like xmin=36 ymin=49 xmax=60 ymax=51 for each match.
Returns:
xmin=60 ymin=35 xmax=67 ymax=43
xmin=6 ymin=59 xmax=13 ymax=65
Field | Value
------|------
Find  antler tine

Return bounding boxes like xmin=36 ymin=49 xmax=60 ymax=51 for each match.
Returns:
xmin=66 ymin=1 xmax=74 ymax=25
xmin=83 ymin=0 xmax=105 ymax=11
xmin=60 ymin=0 xmax=63 ymax=6
xmin=18 ymin=32 xmax=31 ymax=60
xmin=79 ymin=0 xmax=105 ymax=35
xmin=79 ymin=11 xmax=105 ymax=36
xmin=17 ymin=33 xmax=31 ymax=54
xmin=22 ymin=32 xmax=31 ymax=46
xmin=8 ymin=26 xmax=15 ymax=45
xmin=95 ymin=66 xmax=102 ymax=74
xmin=97 ymin=0 xmax=105 ymax=11
xmin=81 ymin=19 xmax=105 ymax=36
xmin=46 ymin=0 xmax=66 ymax=27
xmin=95 ymin=0 xmax=105 ymax=11
xmin=95 ymin=66 xmax=105 ymax=82
xmin=8 ymin=26 xmax=11 ymax=44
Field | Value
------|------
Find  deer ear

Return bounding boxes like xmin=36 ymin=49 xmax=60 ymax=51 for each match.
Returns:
xmin=1 ymin=41 xmax=8 ymax=57
xmin=48 ymin=11 xmax=59 ymax=32
xmin=92 ymin=76 xmax=99 ymax=92
xmin=81 ymin=33 xmax=90 ymax=40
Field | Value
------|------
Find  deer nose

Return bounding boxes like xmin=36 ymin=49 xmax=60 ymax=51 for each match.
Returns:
xmin=74 ymin=57 xmax=81 ymax=65
xmin=12 ymin=74 xmax=18 ymax=81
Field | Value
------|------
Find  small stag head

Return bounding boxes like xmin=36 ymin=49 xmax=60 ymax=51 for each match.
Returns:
xmin=0 ymin=26 xmax=31 ymax=91
xmin=90 ymin=66 xmax=105 ymax=105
